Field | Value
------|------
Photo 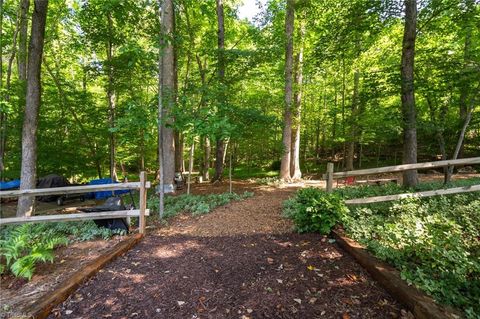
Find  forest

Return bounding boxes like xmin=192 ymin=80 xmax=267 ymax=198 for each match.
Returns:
xmin=1 ymin=0 xmax=478 ymax=197
xmin=1 ymin=0 xmax=480 ymax=318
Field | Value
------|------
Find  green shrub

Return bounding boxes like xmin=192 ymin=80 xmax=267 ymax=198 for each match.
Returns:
xmin=148 ymin=191 xmax=254 ymax=218
xmin=0 ymin=221 xmax=124 ymax=280
xmin=283 ymin=187 xmax=348 ymax=234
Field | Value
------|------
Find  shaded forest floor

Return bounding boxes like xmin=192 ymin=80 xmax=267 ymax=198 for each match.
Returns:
xmin=45 ymin=182 xmax=406 ymax=319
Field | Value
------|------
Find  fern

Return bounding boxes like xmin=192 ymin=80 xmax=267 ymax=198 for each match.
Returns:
xmin=0 ymin=220 xmax=119 ymax=279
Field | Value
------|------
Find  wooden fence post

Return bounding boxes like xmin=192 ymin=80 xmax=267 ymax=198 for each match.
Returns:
xmin=326 ymin=162 xmax=334 ymax=193
xmin=139 ymin=171 xmax=147 ymax=234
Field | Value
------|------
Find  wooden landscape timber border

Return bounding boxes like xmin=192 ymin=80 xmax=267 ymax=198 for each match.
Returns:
xmin=332 ymin=230 xmax=462 ymax=319
xmin=23 ymin=233 xmax=144 ymax=319
xmin=0 ymin=171 xmax=150 ymax=234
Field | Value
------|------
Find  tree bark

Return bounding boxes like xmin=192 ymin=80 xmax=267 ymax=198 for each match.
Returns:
xmin=290 ymin=17 xmax=304 ymax=180
xmin=187 ymin=140 xmax=195 ymax=194
xmin=17 ymin=0 xmax=48 ymax=217
xmin=174 ymin=132 xmax=184 ymax=172
xmin=0 ymin=0 xmax=4 ymax=173
xmin=1 ymin=2 xmax=22 ymax=173
xmin=346 ymin=69 xmax=360 ymax=171
xmin=201 ymin=136 xmax=210 ymax=181
xmin=0 ymin=0 xmax=3 ymax=91
xmin=106 ymin=12 xmax=117 ymax=181
xmin=280 ymin=0 xmax=295 ymax=181
xmin=214 ymin=138 xmax=225 ymax=181
xmin=17 ymin=0 xmax=29 ymax=83
xmin=213 ymin=0 xmax=226 ymax=182
xmin=160 ymin=0 xmax=176 ymax=188
xmin=400 ymin=0 xmax=418 ymax=187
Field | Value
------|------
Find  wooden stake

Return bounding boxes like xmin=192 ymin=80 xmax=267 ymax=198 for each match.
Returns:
xmin=326 ymin=162 xmax=334 ymax=193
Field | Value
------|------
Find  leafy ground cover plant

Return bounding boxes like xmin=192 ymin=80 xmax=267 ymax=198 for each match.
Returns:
xmin=0 ymin=221 xmax=124 ymax=280
xmin=251 ymin=176 xmax=283 ymax=186
xmin=148 ymin=191 xmax=254 ymax=218
xmin=343 ymin=195 xmax=480 ymax=318
xmin=283 ymin=178 xmax=480 ymax=318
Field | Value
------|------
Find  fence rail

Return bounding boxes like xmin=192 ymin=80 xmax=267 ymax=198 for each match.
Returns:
xmin=324 ymin=157 xmax=480 ymax=180
xmin=0 ymin=209 xmax=151 ymax=226
xmin=323 ymin=158 xmax=480 ymax=204
xmin=0 ymin=172 xmax=150 ymax=234
xmin=345 ymin=184 xmax=480 ymax=205
xmin=325 ymin=157 xmax=480 ymax=192
xmin=0 ymin=181 xmax=151 ymax=198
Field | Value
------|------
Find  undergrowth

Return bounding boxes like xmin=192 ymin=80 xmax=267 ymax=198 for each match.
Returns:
xmin=0 ymin=221 xmax=124 ymax=280
xmin=148 ymin=191 xmax=254 ymax=219
xmin=283 ymin=178 xmax=480 ymax=318
xmin=251 ymin=176 xmax=282 ymax=186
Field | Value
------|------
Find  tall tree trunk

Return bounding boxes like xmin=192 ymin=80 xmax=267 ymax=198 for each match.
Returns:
xmin=17 ymin=0 xmax=29 ymax=83
xmin=174 ymin=132 xmax=184 ymax=172
xmin=202 ymin=136 xmax=210 ymax=181
xmin=0 ymin=0 xmax=4 ymax=173
xmin=187 ymin=140 xmax=195 ymax=194
xmin=400 ymin=0 xmax=418 ymax=187
xmin=280 ymin=0 xmax=295 ymax=181
xmin=214 ymin=139 xmax=225 ymax=181
xmin=0 ymin=0 xmax=3 ymax=93
xmin=290 ymin=17 xmax=304 ymax=180
xmin=331 ymin=79 xmax=338 ymax=158
xmin=17 ymin=0 xmax=48 ymax=217
xmin=445 ymin=86 xmax=479 ymax=183
xmin=1 ymin=2 xmax=21 ymax=173
xmin=213 ymin=0 xmax=226 ymax=182
xmin=458 ymin=0 xmax=474 ymax=158
xmin=345 ymin=70 xmax=359 ymax=171
xmin=106 ymin=12 xmax=117 ymax=181
xmin=341 ymin=56 xmax=346 ymax=168
xmin=160 ymin=0 xmax=176 ymax=188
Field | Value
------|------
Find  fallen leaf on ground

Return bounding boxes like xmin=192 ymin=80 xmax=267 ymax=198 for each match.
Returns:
xmin=293 ymin=298 xmax=302 ymax=304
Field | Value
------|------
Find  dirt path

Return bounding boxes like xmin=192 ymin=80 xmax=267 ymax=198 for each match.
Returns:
xmin=49 ymin=186 xmax=403 ymax=319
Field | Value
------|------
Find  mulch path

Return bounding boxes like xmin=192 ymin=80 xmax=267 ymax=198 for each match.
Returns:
xmin=48 ymin=183 xmax=405 ymax=319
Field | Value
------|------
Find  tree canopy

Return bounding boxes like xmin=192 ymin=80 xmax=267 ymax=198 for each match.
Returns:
xmin=0 ymin=0 xmax=478 ymax=184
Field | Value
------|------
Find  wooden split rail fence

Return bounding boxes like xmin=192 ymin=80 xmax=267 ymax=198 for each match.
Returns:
xmin=0 ymin=172 xmax=150 ymax=234
xmin=323 ymin=157 xmax=480 ymax=205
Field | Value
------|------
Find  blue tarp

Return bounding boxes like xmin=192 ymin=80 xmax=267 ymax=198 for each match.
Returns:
xmin=0 ymin=179 xmax=20 ymax=190
xmin=87 ymin=178 xmax=130 ymax=200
